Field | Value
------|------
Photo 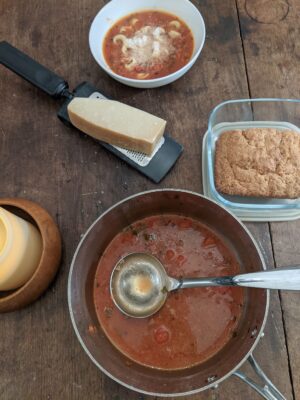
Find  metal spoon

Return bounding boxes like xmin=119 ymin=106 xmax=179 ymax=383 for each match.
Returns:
xmin=110 ymin=253 xmax=300 ymax=318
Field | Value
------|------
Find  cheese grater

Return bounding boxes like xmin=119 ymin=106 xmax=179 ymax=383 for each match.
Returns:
xmin=0 ymin=41 xmax=183 ymax=183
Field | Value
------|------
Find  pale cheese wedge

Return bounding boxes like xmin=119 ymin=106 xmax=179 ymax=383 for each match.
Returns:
xmin=67 ymin=98 xmax=167 ymax=155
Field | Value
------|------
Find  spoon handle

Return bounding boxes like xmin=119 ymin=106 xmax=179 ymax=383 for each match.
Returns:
xmin=178 ymin=266 xmax=300 ymax=291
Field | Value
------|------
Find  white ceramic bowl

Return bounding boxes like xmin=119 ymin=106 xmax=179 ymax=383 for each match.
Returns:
xmin=89 ymin=0 xmax=206 ymax=88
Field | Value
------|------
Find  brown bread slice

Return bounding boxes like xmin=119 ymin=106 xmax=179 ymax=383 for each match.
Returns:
xmin=214 ymin=128 xmax=300 ymax=199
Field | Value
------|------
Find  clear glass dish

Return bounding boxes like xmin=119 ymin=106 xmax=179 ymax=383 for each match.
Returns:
xmin=207 ymin=99 xmax=300 ymax=210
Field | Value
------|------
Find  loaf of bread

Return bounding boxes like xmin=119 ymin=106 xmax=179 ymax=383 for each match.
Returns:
xmin=214 ymin=128 xmax=300 ymax=199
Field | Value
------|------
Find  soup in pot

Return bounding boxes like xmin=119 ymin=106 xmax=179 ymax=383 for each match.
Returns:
xmin=103 ymin=11 xmax=194 ymax=80
xmin=94 ymin=214 xmax=244 ymax=370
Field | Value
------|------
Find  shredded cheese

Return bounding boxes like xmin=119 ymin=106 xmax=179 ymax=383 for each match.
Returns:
xmin=115 ymin=25 xmax=177 ymax=68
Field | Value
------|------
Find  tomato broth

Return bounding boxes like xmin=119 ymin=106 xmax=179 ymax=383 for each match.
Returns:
xmin=103 ymin=11 xmax=194 ymax=79
xmin=94 ymin=215 xmax=244 ymax=370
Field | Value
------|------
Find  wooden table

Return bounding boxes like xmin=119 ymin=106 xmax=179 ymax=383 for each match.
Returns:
xmin=0 ymin=0 xmax=299 ymax=399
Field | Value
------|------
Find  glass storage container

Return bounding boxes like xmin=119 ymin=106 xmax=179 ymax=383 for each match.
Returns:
xmin=206 ymin=99 xmax=300 ymax=213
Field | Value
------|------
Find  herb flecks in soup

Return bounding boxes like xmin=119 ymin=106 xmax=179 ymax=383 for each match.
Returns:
xmin=94 ymin=215 xmax=244 ymax=370
xmin=103 ymin=11 xmax=194 ymax=79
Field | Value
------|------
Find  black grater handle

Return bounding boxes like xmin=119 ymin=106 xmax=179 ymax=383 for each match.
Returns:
xmin=0 ymin=41 xmax=69 ymax=98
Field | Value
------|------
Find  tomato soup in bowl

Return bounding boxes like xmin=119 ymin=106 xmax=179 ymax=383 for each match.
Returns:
xmin=89 ymin=0 xmax=206 ymax=88
xmin=103 ymin=11 xmax=194 ymax=80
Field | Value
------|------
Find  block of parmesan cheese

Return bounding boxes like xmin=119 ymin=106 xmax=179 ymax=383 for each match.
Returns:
xmin=67 ymin=98 xmax=167 ymax=155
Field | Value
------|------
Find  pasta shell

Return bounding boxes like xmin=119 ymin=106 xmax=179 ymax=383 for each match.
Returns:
xmin=130 ymin=18 xmax=139 ymax=25
xmin=113 ymin=34 xmax=127 ymax=44
xmin=137 ymin=73 xmax=150 ymax=79
xmin=168 ymin=30 xmax=181 ymax=39
xmin=169 ymin=20 xmax=181 ymax=29
xmin=120 ymin=26 xmax=132 ymax=33
xmin=124 ymin=58 xmax=137 ymax=71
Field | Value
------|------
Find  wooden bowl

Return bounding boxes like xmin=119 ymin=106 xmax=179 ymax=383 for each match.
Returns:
xmin=0 ymin=198 xmax=62 ymax=312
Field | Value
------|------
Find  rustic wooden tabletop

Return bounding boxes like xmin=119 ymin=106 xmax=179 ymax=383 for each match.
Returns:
xmin=0 ymin=0 xmax=299 ymax=399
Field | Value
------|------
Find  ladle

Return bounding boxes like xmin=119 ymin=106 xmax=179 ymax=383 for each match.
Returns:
xmin=110 ymin=253 xmax=300 ymax=318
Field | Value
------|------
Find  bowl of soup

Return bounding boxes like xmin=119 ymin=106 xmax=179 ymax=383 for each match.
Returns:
xmin=89 ymin=0 xmax=206 ymax=88
xmin=68 ymin=190 xmax=268 ymax=396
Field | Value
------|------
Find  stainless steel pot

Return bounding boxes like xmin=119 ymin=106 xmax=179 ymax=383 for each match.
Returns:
xmin=68 ymin=190 xmax=285 ymax=399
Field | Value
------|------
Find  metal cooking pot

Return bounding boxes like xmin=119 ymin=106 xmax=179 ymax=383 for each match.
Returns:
xmin=68 ymin=190 xmax=285 ymax=399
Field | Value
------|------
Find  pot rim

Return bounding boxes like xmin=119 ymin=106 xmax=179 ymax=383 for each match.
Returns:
xmin=68 ymin=189 xmax=270 ymax=397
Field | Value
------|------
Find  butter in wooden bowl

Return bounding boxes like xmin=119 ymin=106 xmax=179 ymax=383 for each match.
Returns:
xmin=214 ymin=128 xmax=300 ymax=199
xmin=67 ymin=98 xmax=166 ymax=155
xmin=0 ymin=207 xmax=42 ymax=291
xmin=0 ymin=199 xmax=61 ymax=313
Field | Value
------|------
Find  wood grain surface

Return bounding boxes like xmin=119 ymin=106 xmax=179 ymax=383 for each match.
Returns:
xmin=236 ymin=1 xmax=300 ymax=399
xmin=0 ymin=0 xmax=299 ymax=399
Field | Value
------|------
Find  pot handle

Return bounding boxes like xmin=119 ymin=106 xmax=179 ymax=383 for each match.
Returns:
xmin=233 ymin=354 xmax=286 ymax=400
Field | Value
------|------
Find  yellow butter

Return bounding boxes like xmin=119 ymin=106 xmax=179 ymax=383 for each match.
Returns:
xmin=0 ymin=207 xmax=43 ymax=291
xmin=67 ymin=98 xmax=166 ymax=155
xmin=0 ymin=218 xmax=5 ymax=252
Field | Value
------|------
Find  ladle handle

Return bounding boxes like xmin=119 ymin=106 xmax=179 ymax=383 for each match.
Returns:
xmin=178 ymin=276 xmax=234 ymax=289
xmin=178 ymin=267 xmax=300 ymax=291
xmin=233 ymin=266 xmax=300 ymax=290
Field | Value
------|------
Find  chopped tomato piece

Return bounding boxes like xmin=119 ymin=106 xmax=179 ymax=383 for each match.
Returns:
xmin=165 ymin=249 xmax=175 ymax=261
xmin=134 ymin=65 xmax=146 ymax=73
xmin=121 ymin=232 xmax=135 ymax=244
xmin=154 ymin=326 xmax=170 ymax=344
xmin=202 ymin=236 xmax=216 ymax=247
xmin=179 ymin=219 xmax=192 ymax=229
xmin=176 ymin=254 xmax=186 ymax=266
